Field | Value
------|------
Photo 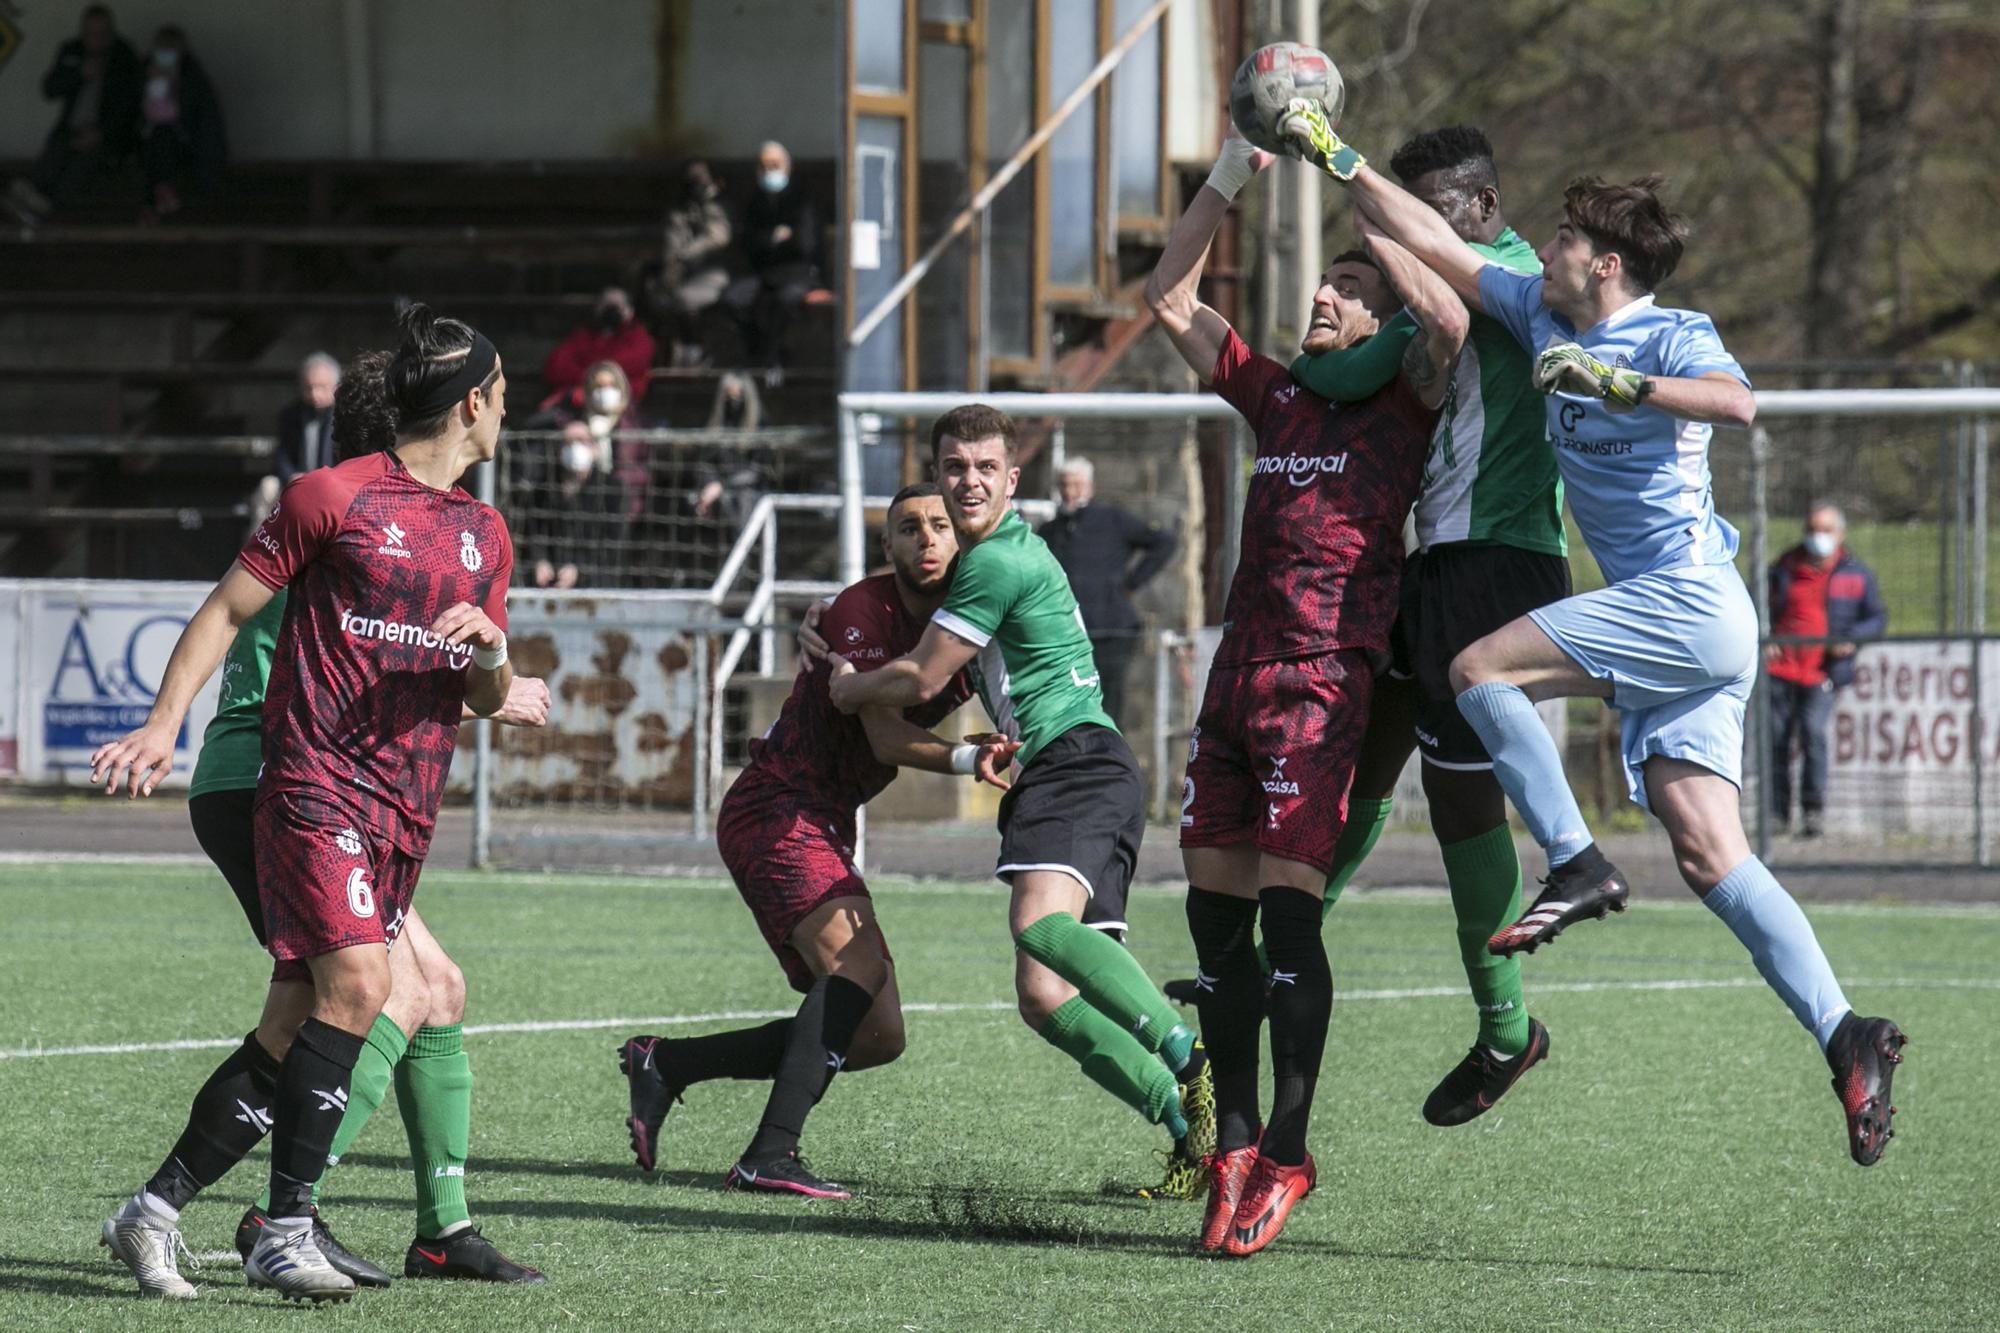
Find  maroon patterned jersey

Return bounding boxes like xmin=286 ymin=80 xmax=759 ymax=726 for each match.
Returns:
xmin=729 ymin=573 xmax=973 ymax=821
xmin=237 ymin=452 xmax=513 ymax=857
xmin=1210 ymin=328 xmax=1434 ymax=666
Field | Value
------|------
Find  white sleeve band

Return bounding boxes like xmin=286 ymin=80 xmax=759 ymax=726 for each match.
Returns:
xmin=1205 ymin=139 xmax=1258 ymax=201
xmin=950 ymin=743 xmax=979 ymax=775
xmin=472 ymin=637 xmax=508 ymax=671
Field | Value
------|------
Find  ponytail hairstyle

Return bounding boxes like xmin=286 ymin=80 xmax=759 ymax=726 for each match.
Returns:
xmin=385 ymin=303 xmax=499 ymax=440
xmin=330 ymin=350 xmax=396 ymax=462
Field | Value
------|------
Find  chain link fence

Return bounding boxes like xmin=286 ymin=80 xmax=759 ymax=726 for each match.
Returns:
xmin=489 ymin=427 xmax=839 ymax=592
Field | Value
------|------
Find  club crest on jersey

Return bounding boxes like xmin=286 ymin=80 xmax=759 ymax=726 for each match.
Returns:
xmin=379 ymin=521 xmax=412 ymax=559
xmin=1262 ymin=755 xmax=1301 ymax=795
xmin=334 ymin=828 xmax=363 ymax=856
xmin=1252 ymin=451 xmax=1349 ymax=487
xmin=844 ymin=625 xmax=864 ymax=645
xmin=459 ymin=531 xmax=483 ymax=572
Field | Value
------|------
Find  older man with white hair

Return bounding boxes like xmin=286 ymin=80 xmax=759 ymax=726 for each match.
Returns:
xmin=1037 ymin=455 xmax=1178 ymax=727
xmin=725 ymin=138 xmax=821 ymax=386
xmin=247 ymin=352 xmax=342 ymax=531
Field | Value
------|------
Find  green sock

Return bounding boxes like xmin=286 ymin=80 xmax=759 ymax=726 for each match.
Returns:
xmin=1015 ymin=912 xmax=1195 ymax=1069
xmin=1442 ymin=824 xmax=1531 ymax=1056
xmin=1321 ymin=796 xmax=1393 ymax=915
xmin=255 ymin=1013 xmax=406 ymax=1211
xmin=1041 ymin=996 xmax=1182 ymax=1126
xmin=395 ymin=1025 xmax=473 ymax=1238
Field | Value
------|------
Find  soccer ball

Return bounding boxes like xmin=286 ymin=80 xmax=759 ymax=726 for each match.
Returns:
xmin=1228 ymin=41 xmax=1344 ymax=157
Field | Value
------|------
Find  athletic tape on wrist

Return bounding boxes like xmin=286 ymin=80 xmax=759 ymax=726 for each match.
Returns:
xmin=1205 ymin=141 xmax=1257 ymax=201
xmin=950 ymin=743 xmax=979 ymax=776
xmin=472 ymin=636 xmax=508 ymax=671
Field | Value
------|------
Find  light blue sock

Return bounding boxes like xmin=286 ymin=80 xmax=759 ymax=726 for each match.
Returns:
xmin=1704 ymin=857 xmax=1852 ymax=1049
xmin=1456 ymin=681 xmax=1591 ymax=868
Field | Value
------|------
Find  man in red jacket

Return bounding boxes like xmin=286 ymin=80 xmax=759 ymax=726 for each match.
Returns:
xmin=1765 ymin=503 xmax=1887 ymax=837
xmin=542 ymin=286 xmax=656 ymax=401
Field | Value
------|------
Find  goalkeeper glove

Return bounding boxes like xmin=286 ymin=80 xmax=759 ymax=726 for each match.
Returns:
xmin=1533 ymin=343 xmax=1652 ymax=412
xmin=1277 ymin=98 xmax=1367 ymax=181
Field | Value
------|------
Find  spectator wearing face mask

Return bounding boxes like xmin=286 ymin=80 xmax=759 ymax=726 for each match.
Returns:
xmin=135 ymin=24 xmax=226 ymax=222
xmin=5 ymin=4 xmax=142 ymax=224
xmin=543 ymin=286 xmax=657 ymax=402
xmin=1764 ymin=503 xmax=1887 ymax=838
xmin=644 ymin=160 xmax=734 ymax=369
xmin=522 ymin=422 xmax=628 ymax=590
xmin=723 ymin=140 xmax=820 ymax=387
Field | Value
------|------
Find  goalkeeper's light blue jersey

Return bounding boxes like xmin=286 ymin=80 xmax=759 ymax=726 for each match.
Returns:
xmin=1477 ymin=265 xmax=1750 ymax=587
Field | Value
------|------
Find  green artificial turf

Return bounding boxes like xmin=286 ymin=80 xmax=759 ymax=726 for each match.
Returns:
xmin=1 ymin=862 xmax=1993 ymax=1330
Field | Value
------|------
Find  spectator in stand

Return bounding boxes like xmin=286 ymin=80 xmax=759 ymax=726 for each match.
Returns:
xmin=543 ymin=286 xmax=656 ymax=403
xmin=646 ymin=159 xmax=734 ymax=368
xmin=5 ymin=4 xmax=142 ymax=224
xmin=724 ymin=140 xmax=820 ymax=387
xmin=1765 ymin=503 xmax=1888 ymax=837
xmin=248 ymin=352 xmax=340 ymax=529
xmin=692 ymin=372 xmax=772 ymax=524
xmin=135 ymin=25 xmax=227 ymax=222
xmin=1037 ymin=456 xmax=1179 ymax=726
xmin=523 ymin=422 xmax=627 ymax=590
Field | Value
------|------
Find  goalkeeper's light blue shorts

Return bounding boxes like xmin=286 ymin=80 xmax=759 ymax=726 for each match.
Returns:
xmin=1528 ymin=564 xmax=1758 ymax=812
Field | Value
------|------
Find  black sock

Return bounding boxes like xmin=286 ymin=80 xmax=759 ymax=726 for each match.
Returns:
xmin=657 ymin=1020 xmax=792 ymax=1087
xmin=1259 ymin=886 xmax=1331 ymax=1166
xmin=1185 ymin=887 xmax=1264 ymax=1153
xmin=143 ymin=1031 xmax=283 ymax=1211
xmin=744 ymin=975 xmax=877 ymax=1160
xmin=266 ymin=1017 xmax=365 ymax=1218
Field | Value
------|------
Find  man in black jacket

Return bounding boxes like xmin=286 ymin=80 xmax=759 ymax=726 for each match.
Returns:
xmin=724 ymin=140 xmax=820 ymax=386
xmin=7 ymin=4 xmax=142 ymax=221
xmin=1038 ymin=456 xmax=1179 ymax=726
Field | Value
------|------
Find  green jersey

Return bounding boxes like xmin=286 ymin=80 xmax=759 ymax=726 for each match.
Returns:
xmin=188 ymin=591 xmax=286 ymax=798
xmin=1290 ymin=226 xmax=1563 ymax=557
xmin=931 ymin=508 xmax=1115 ymax=767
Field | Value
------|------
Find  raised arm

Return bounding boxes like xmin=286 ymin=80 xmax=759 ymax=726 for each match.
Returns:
xmin=1143 ymin=138 xmax=1274 ymax=384
xmin=1276 ymin=102 xmax=1490 ymax=310
xmin=1354 ymin=213 xmax=1469 ymax=410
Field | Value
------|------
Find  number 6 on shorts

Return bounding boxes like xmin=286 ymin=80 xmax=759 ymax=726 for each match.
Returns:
xmin=346 ymin=866 xmax=376 ymax=918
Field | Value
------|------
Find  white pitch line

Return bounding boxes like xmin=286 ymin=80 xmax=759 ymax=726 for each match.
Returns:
xmin=5 ymin=975 xmax=1996 ymax=1063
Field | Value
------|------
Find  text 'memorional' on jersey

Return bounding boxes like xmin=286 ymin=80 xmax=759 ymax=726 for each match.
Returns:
xmin=1210 ymin=328 xmax=1434 ymax=667
xmin=733 ymin=573 xmax=971 ymax=817
xmin=236 ymin=452 xmax=513 ymax=857
xmin=1477 ymin=266 xmax=1751 ymax=586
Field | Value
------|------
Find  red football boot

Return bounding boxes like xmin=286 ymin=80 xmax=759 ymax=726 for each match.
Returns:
xmin=1197 ymin=1146 xmax=1258 ymax=1253
xmin=1223 ymin=1152 xmax=1315 ymax=1257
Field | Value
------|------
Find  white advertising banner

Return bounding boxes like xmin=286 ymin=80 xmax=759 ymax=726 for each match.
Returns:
xmin=1 ymin=581 xmax=220 ymax=788
xmin=1821 ymin=641 xmax=1999 ymax=836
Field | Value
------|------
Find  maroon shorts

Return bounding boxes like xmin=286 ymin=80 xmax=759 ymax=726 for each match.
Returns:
xmin=716 ymin=793 xmax=887 ymax=994
xmin=254 ymin=788 xmax=421 ymax=982
xmin=1179 ymin=649 xmax=1373 ymax=874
